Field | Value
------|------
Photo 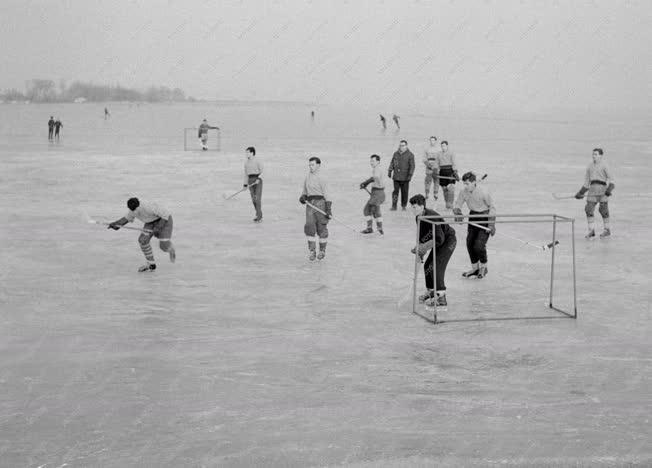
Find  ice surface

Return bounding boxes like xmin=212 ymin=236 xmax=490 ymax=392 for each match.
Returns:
xmin=1 ymin=102 xmax=651 ymax=467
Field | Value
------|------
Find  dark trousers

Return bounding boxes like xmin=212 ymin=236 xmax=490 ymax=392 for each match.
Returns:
xmin=467 ymin=224 xmax=490 ymax=264
xmin=248 ymin=177 xmax=263 ymax=219
xmin=392 ymin=180 xmax=410 ymax=208
xmin=48 ymin=128 xmax=53 ymax=140
xmin=424 ymin=235 xmax=456 ymax=291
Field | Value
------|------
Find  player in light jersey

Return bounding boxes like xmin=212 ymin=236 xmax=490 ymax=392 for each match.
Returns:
xmin=243 ymin=146 xmax=263 ymax=222
xmin=108 ymin=198 xmax=176 ymax=272
xmin=299 ymin=157 xmax=332 ymax=261
xmin=198 ymin=119 xmax=219 ymax=150
xmin=575 ymin=148 xmax=615 ymax=239
xmin=453 ymin=172 xmax=496 ymax=279
xmin=423 ymin=136 xmax=440 ymax=200
xmin=437 ymin=141 xmax=459 ymax=209
xmin=359 ymin=154 xmax=386 ymax=235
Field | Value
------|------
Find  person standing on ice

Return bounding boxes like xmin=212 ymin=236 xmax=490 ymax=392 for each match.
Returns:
xmin=299 ymin=157 xmax=332 ymax=261
xmin=392 ymin=114 xmax=400 ymax=129
xmin=54 ymin=118 xmax=63 ymax=141
xmin=107 ymin=198 xmax=176 ymax=272
xmin=574 ymin=148 xmax=614 ymax=239
xmin=423 ymin=136 xmax=440 ymax=200
xmin=48 ymin=116 xmax=55 ymax=140
xmin=243 ymin=146 xmax=263 ymax=223
xmin=388 ymin=140 xmax=415 ymax=211
xmin=379 ymin=114 xmax=387 ymax=130
xmin=437 ymin=140 xmax=459 ymax=209
xmin=454 ymin=172 xmax=496 ymax=279
xmin=410 ymin=194 xmax=456 ymax=309
xmin=359 ymin=154 xmax=385 ymax=235
xmin=198 ymin=118 xmax=219 ymax=150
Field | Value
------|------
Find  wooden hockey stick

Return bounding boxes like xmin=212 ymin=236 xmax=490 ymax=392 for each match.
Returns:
xmin=223 ymin=179 xmax=259 ymax=200
xmin=467 ymin=220 xmax=558 ymax=251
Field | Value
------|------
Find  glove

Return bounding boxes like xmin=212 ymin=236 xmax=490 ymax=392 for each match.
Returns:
xmin=605 ymin=183 xmax=614 ymax=197
xmin=575 ymin=186 xmax=588 ymax=199
xmin=299 ymin=194 xmax=307 ymax=205
xmin=243 ymin=184 xmax=248 ymax=188
xmin=360 ymin=177 xmax=374 ymax=189
xmin=107 ymin=222 xmax=121 ymax=231
xmin=453 ymin=208 xmax=463 ymax=223
xmin=325 ymin=201 xmax=332 ymax=219
xmin=453 ymin=170 xmax=460 ymax=181
xmin=410 ymin=247 xmax=416 ymax=254
xmin=489 ymin=224 xmax=496 ymax=236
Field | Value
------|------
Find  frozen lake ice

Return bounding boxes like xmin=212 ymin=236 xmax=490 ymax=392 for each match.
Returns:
xmin=1 ymin=102 xmax=651 ymax=466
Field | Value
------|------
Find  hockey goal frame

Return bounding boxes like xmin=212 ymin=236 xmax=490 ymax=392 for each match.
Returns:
xmin=184 ymin=127 xmax=221 ymax=151
xmin=412 ymin=213 xmax=577 ymax=324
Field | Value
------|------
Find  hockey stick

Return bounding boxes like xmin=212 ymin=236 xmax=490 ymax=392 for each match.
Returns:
xmin=223 ymin=179 xmax=259 ymax=200
xmin=552 ymin=193 xmax=575 ymax=200
xmin=82 ymin=211 xmax=152 ymax=233
xmin=305 ymin=201 xmax=360 ymax=234
xmin=438 ymin=173 xmax=487 ymax=181
xmin=467 ymin=220 xmax=558 ymax=251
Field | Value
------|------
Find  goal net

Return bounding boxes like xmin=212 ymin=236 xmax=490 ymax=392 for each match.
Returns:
xmin=410 ymin=213 xmax=578 ymax=324
xmin=184 ymin=127 xmax=221 ymax=151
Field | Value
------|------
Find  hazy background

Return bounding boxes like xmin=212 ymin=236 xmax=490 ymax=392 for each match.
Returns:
xmin=1 ymin=0 xmax=650 ymax=115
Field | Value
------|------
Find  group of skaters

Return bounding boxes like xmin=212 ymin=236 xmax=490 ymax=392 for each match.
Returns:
xmin=379 ymin=114 xmax=400 ymax=130
xmin=47 ymin=116 xmax=63 ymax=141
xmin=105 ymin=132 xmax=614 ymax=312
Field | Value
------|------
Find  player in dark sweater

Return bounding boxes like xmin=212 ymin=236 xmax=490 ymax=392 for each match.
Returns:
xmin=410 ymin=194 xmax=457 ymax=308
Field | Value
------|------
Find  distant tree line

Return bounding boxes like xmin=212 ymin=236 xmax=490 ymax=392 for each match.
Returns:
xmin=0 ymin=79 xmax=193 ymax=103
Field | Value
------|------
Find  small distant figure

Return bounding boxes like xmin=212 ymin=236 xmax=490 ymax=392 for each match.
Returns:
xmin=392 ymin=114 xmax=400 ymax=129
xmin=54 ymin=118 xmax=63 ymax=141
xmin=48 ymin=116 xmax=55 ymax=140
xmin=198 ymin=118 xmax=219 ymax=151
xmin=575 ymin=148 xmax=614 ymax=239
xmin=104 ymin=107 xmax=110 ymax=119
xmin=379 ymin=114 xmax=387 ymax=130
xmin=311 ymin=110 xmax=315 ymax=121
xmin=243 ymin=146 xmax=264 ymax=223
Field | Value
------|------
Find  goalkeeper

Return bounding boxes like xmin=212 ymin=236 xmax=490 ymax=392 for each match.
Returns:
xmin=454 ymin=172 xmax=496 ymax=279
xmin=198 ymin=118 xmax=219 ymax=150
xmin=409 ymin=194 xmax=457 ymax=308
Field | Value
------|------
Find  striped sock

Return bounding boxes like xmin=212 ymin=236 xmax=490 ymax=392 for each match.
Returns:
xmin=141 ymin=243 xmax=155 ymax=263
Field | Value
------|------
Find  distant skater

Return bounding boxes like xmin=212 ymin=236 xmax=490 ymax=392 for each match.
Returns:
xmin=575 ymin=148 xmax=614 ymax=239
xmin=198 ymin=118 xmax=219 ymax=150
xmin=311 ymin=110 xmax=315 ymax=121
xmin=388 ymin=140 xmax=415 ymax=211
xmin=104 ymin=107 xmax=110 ymax=119
xmin=410 ymin=194 xmax=457 ymax=310
xmin=392 ymin=114 xmax=400 ymax=130
xmin=54 ymin=118 xmax=63 ymax=141
xmin=379 ymin=114 xmax=387 ymax=130
xmin=48 ymin=116 xmax=55 ymax=140
xmin=359 ymin=154 xmax=385 ymax=235
xmin=454 ymin=172 xmax=496 ymax=279
xmin=108 ymin=197 xmax=176 ymax=272
xmin=437 ymin=140 xmax=459 ymax=209
xmin=299 ymin=157 xmax=332 ymax=261
xmin=423 ymin=136 xmax=440 ymax=200
xmin=243 ymin=146 xmax=263 ymax=222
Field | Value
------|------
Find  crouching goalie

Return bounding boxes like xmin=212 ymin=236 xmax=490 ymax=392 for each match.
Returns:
xmin=108 ymin=197 xmax=176 ymax=272
xmin=409 ymin=194 xmax=457 ymax=307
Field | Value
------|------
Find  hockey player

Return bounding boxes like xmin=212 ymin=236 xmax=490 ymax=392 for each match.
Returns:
xmin=437 ymin=141 xmax=459 ymax=209
xmin=243 ymin=146 xmax=263 ymax=222
xmin=575 ymin=148 xmax=614 ymax=239
xmin=54 ymin=118 xmax=63 ymax=141
xmin=453 ymin=172 xmax=496 ymax=279
xmin=388 ymin=140 xmax=415 ymax=211
xmin=392 ymin=114 xmax=400 ymax=130
xmin=379 ymin=114 xmax=387 ymax=130
xmin=107 ymin=197 xmax=176 ymax=272
xmin=198 ymin=119 xmax=219 ymax=150
xmin=423 ymin=136 xmax=439 ymax=200
xmin=359 ymin=154 xmax=385 ymax=235
xmin=48 ymin=116 xmax=55 ymax=140
xmin=409 ymin=194 xmax=457 ymax=308
xmin=299 ymin=157 xmax=332 ymax=261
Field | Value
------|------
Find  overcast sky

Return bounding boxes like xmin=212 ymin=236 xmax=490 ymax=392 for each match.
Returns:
xmin=1 ymin=0 xmax=650 ymax=113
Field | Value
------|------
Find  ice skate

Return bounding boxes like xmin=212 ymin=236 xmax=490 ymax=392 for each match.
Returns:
xmin=360 ymin=227 xmax=374 ymax=234
xmin=436 ymin=294 xmax=448 ymax=307
xmin=477 ymin=264 xmax=488 ymax=279
xmin=138 ymin=263 xmax=156 ymax=273
xmin=377 ymin=228 xmax=384 ymax=235
xmin=317 ymin=250 xmax=326 ymax=260
xmin=585 ymin=229 xmax=596 ymax=239
xmin=462 ymin=267 xmax=479 ymax=278
xmin=308 ymin=250 xmax=317 ymax=261
xmin=599 ymin=228 xmax=611 ymax=238
xmin=418 ymin=290 xmax=434 ymax=303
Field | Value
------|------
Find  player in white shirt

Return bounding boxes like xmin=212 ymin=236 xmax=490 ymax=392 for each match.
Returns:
xmin=359 ymin=154 xmax=385 ymax=234
xmin=108 ymin=198 xmax=176 ymax=272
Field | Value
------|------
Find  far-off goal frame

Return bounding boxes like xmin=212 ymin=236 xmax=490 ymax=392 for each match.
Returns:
xmin=184 ymin=127 xmax=221 ymax=151
xmin=413 ymin=213 xmax=577 ymax=324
